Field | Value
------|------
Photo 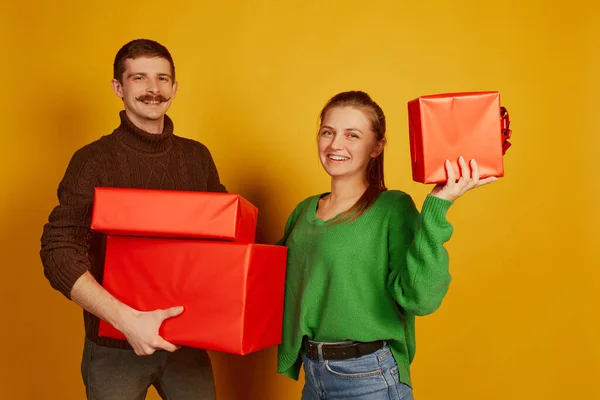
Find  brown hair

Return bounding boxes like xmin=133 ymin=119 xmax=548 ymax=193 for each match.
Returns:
xmin=113 ymin=39 xmax=175 ymax=83
xmin=319 ymin=91 xmax=388 ymax=223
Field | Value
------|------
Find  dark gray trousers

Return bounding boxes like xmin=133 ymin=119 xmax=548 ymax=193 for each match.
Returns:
xmin=81 ymin=339 xmax=216 ymax=400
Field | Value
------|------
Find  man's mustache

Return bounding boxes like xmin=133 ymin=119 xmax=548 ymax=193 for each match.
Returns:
xmin=136 ymin=94 xmax=170 ymax=103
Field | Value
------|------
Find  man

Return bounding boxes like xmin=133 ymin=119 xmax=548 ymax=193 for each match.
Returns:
xmin=40 ymin=39 xmax=224 ymax=399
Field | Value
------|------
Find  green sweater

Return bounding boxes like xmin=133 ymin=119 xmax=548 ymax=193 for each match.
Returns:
xmin=276 ymin=190 xmax=454 ymax=387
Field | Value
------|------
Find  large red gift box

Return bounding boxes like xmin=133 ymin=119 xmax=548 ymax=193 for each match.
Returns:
xmin=91 ymin=187 xmax=258 ymax=243
xmin=98 ymin=236 xmax=288 ymax=355
xmin=407 ymin=91 xmax=512 ymax=184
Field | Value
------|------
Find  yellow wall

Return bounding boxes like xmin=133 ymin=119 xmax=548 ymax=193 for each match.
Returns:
xmin=1 ymin=1 xmax=598 ymax=399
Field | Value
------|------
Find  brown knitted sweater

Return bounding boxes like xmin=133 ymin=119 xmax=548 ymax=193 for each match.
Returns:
xmin=40 ymin=110 xmax=227 ymax=349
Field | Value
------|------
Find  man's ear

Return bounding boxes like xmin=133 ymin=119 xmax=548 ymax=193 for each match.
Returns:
xmin=111 ymin=79 xmax=124 ymax=99
xmin=171 ymin=80 xmax=178 ymax=100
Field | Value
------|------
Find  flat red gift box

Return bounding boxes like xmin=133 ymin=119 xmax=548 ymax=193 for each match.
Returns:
xmin=407 ymin=91 xmax=512 ymax=184
xmin=91 ymin=187 xmax=258 ymax=243
xmin=98 ymin=236 xmax=288 ymax=355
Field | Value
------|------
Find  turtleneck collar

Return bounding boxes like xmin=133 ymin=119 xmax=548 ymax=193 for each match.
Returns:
xmin=115 ymin=110 xmax=174 ymax=153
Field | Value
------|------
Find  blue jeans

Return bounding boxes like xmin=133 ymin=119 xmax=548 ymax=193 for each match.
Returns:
xmin=300 ymin=342 xmax=414 ymax=399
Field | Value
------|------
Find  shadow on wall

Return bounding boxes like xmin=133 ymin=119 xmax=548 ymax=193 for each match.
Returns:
xmin=1 ymin=94 xmax=101 ymax=399
xmin=209 ymin=346 xmax=303 ymax=400
xmin=193 ymin=89 xmax=305 ymax=400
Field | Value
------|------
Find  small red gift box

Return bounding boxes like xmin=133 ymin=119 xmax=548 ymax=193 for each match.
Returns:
xmin=407 ymin=91 xmax=512 ymax=184
xmin=91 ymin=187 xmax=258 ymax=243
xmin=98 ymin=236 xmax=288 ymax=355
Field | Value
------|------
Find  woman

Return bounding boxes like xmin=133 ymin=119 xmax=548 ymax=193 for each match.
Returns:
xmin=276 ymin=91 xmax=496 ymax=399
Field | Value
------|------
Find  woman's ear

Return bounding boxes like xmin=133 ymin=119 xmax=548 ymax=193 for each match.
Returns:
xmin=371 ymin=138 xmax=386 ymax=158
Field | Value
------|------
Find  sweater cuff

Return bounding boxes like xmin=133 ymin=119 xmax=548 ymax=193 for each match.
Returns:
xmin=277 ymin=351 xmax=302 ymax=381
xmin=422 ymin=195 xmax=453 ymax=227
xmin=49 ymin=256 xmax=89 ymax=300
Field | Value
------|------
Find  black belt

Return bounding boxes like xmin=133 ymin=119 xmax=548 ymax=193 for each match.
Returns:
xmin=302 ymin=339 xmax=384 ymax=361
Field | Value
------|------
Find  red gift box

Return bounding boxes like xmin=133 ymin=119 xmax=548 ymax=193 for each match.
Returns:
xmin=98 ymin=236 xmax=288 ymax=355
xmin=407 ymin=91 xmax=512 ymax=184
xmin=91 ymin=187 xmax=258 ymax=243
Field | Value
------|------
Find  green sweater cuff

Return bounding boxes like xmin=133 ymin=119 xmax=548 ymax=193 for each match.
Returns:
xmin=422 ymin=195 xmax=453 ymax=226
xmin=277 ymin=351 xmax=301 ymax=381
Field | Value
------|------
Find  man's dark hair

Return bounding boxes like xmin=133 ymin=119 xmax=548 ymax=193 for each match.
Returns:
xmin=113 ymin=39 xmax=175 ymax=83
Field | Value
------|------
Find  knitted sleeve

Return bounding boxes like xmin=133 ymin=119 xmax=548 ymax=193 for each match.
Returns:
xmin=387 ymin=193 xmax=454 ymax=316
xmin=39 ymin=146 xmax=101 ymax=299
xmin=201 ymin=144 xmax=227 ymax=193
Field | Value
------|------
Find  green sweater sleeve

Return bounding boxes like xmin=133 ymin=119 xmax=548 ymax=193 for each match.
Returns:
xmin=387 ymin=194 xmax=454 ymax=316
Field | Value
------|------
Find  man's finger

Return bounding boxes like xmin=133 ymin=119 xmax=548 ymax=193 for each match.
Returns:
xmin=154 ymin=336 xmax=179 ymax=353
xmin=159 ymin=306 xmax=184 ymax=321
xmin=135 ymin=345 xmax=156 ymax=356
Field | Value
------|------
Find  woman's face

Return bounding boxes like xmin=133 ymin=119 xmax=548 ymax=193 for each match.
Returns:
xmin=318 ymin=106 xmax=383 ymax=181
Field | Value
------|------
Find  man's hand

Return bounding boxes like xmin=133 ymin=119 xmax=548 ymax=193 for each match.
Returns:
xmin=115 ymin=306 xmax=184 ymax=356
xmin=70 ymin=271 xmax=183 ymax=356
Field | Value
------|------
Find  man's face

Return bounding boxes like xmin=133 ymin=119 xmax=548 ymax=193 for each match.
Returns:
xmin=111 ymin=57 xmax=177 ymax=130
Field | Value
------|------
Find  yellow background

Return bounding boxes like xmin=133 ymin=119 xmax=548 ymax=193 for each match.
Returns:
xmin=1 ymin=1 xmax=598 ymax=399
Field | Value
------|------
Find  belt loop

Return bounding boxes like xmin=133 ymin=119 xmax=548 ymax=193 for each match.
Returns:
xmin=317 ymin=342 xmax=324 ymax=362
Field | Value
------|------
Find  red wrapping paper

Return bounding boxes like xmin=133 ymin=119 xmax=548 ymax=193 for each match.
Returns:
xmin=91 ymin=187 xmax=258 ymax=243
xmin=98 ymin=236 xmax=288 ymax=355
xmin=408 ymin=91 xmax=512 ymax=184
